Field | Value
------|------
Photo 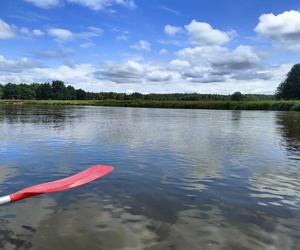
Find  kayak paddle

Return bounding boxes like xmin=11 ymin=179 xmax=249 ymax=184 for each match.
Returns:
xmin=0 ymin=165 xmax=113 ymax=206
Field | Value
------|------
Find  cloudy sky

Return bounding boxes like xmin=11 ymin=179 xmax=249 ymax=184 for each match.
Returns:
xmin=0 ymin=0 xmax=299 ymax=94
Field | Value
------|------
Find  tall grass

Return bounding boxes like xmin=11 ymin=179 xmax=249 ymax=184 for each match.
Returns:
xmin=1 ymin=99 xmax=300 ymax=111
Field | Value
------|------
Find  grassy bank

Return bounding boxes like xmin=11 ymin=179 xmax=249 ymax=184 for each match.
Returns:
xmin=1 ymin=99 xmax=300 ymax=111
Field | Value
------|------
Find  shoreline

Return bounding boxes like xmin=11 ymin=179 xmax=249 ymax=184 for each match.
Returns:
xmin=1 ymin=99 xmax=300 ymax=111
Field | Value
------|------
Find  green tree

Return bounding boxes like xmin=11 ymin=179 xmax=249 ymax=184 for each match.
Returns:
xmin=66 ymin=85 xmax=76 ymax=100
xmin=0 ymin=84 xmax=3 ymax=99
xmin=276 ymin=64 xmax=300 ymax=100
xmin=52 ymin=80 xmax=67 ymax=100
xmin=19 ymin=84 xmax=36 ymax=99
xmin=231 ymin=91 xmax=244 ymax=101
xmin=76 ymin=89 xmax=86 ymax=100
xmin=36 ymin=83 xmax=53 ymax=99
xmin=3 ymin=83 xmax=20 ymax=99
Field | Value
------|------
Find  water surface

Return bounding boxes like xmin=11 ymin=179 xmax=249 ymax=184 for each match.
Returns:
xmin=0 ymin=105 xmax=300 ymax=249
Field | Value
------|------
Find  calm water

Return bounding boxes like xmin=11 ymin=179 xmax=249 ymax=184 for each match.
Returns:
xmin=0 ymin=105 xmax=300 ymax=250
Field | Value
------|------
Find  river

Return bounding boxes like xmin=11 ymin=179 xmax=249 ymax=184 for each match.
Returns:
xmin=0 ymin=105 xmax=299 ymax=249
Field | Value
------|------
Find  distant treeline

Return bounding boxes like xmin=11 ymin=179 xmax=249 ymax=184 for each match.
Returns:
xmin=0 ymin=81 xmax=274 ymax=101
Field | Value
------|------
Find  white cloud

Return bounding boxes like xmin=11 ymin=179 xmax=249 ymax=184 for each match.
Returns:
xmin=47 ymin=26 xmax=102 ymax=43
xmin=0 ymin=19 xmax=15 ymax=39
xmin=20 ymin=27 xmax=45 ymax=37
xmin=32 ymin=29 xmax=45 ymax=37
xmin=32 ymin=64 xmax=95 ymax=83
xmin=94 ymin=60 xmax=145 ymax=83
xmin=0 ymin=15 xmax=292 ymax=94
xmin=177 ymin=46 xmax=228 ymax=65
xmin=169 ymin=59 xmax=190 ymax=70
xmin=24 ymin=0 xmax=62 ymax=9
xmin=255 ymin=10 xmax=300 ymax=51
xmin=48 ymin=28 xmax=74 ymax=42
xmin=0 ymin=55 xmax=42 ymax=73
xmin=164 ymin=25 xmax=183 ymax=36
xmin=185 ymin=20 xmax=230 ymax=46
xmin=0 ymin=52 xmax=291 ymax=94
xmin=0 ymin=19 xmax=44 ymax=40
xmin=66 ymin=0 xmax=136 ymax=10
xmin=147 ymin=70 xmax=177 ymax=82
xmin=131 ymin=40 xmax=151 ymax=52
xmin=212 ymin=46 xmax=261 ymax=71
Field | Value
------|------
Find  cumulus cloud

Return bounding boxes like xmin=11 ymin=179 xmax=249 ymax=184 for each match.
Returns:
xmin=0 ymin=19 xmax=15 ymax=39
xmin=255 ymin=10 xmax=300 ymax=51
xmin=164 ymin=25 xmax=183 ymax=36
xmin=94 ymin=60 xmax=180 ymax=84
xmin=185 ymin=20 xmax=230 ymax=46
xmin=48 ymin=28 xmax=74 ymax=42
xmin=0 ymin=52 xmax=290 ymax=94
xmin=0 ymin=19 xmax=45 ymax=40
xmin=24 ymin=0 xmax=62 ymax=9
xmin=174 ymin=42 xmax=264 ymax=84
xmin=131 ymin=40 xmax=151 ymax=52
xmin=0 ymin=55 xmax=42 ymax=73
xmin=94 ymin=60 xmax=144 ymax=83
xmin=147 ymin=70 xmax=179 ymax=82
xmin=169 ymin=59 xmax=190 ymax=70
xmin=212 ymin=46 xmax=261 ymax=71
xmin=0 ymin=14 xmax=291 ymax=94
xmin=31 ymin=63 xmax=95 ymax=83
xmin=177 ymin=46 xmax=228 ymax=65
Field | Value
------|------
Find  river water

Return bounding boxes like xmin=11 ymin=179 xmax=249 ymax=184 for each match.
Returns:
xmin=0 ymin=105 xmax=299 ymax=250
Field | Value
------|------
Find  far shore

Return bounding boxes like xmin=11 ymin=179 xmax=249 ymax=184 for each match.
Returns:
xmin=1 ymin=99 xmax=300 ymax=111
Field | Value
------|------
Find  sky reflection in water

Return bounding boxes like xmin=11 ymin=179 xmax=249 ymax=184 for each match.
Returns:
xmin=0 ymin=106 xmax=299 ymax=249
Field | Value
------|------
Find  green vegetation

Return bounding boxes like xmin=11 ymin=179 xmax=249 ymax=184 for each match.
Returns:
xmin=0 ymin=81 xmax=273 ymax=101
xmin=276 ymin=64 xmax=300 ymax=100
xmin=231 ymin=92 xmax=244 ymax=101
xmin=1 ymin=99 xmax=299 ymax=111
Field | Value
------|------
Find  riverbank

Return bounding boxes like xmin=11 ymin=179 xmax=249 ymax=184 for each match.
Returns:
xmin=1 ymin=99 xmax=300 ymax=111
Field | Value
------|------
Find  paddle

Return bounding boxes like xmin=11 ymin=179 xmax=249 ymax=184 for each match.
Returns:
xmin=0 ymin=165 xmax=113 ymax=206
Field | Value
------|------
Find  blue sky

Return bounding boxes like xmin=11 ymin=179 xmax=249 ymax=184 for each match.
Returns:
xmin=0 ymin=0 xmax=300 ymax=94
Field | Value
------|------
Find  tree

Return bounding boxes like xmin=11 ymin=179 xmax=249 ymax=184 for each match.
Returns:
xmin=76 ymin=89 xmax=86 ymax=100
xmin=231 ymin=91 xmax=243 ymax=101
xmin=0 ymin=84 xmax=3 ymax=99
xmin=36 ymin=83 xmax=53 ymax=99
xmin=66 ymin=85 xmax=76 ymax=100
xmin=3 ymin=83 xmax=20 ymax=99
xmin=19 ymin=84 xmax=36 ymax=99
xmin=52 ymin=80 xmax=66 ymax=100
xmin=276 ymin=64 xmax=300 ymax=100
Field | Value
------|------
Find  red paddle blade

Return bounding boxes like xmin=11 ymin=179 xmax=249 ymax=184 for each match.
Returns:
xmin=10 ymin=165 xmax=113 ymax=202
